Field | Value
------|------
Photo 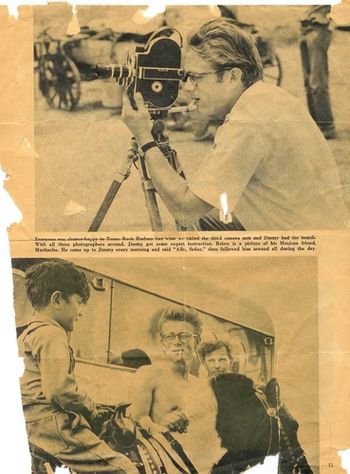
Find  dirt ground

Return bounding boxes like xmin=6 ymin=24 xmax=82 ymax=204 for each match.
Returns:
xmin=34 ymin=29 xmax=350 ymax=232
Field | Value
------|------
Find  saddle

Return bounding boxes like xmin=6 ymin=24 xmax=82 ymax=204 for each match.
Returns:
xmin=99 ymin=403 xmax=198 ymax=474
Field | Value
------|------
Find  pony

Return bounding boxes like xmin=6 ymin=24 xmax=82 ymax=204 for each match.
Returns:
xmin=210 ymin=374 xmax=313 ymax=474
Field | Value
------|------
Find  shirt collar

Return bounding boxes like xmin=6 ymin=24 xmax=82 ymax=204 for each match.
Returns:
xmin=29 ymin=314 xmax=66 ymax=332
xmin=224 ymin=80 xmax=264 ymax=123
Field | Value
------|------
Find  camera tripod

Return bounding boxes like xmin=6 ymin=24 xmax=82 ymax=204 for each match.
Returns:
xmin=88 ymin=119 xmax=184 ymax=232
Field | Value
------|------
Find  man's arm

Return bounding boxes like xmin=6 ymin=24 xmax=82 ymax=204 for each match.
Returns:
xmin=31 ymin=326 xmax=96 ymax=420
xmin=121 ymin=92 xmax=212 ymax=226
xmin=144 ymin=147 xmax=212 ymax=226
xmin=128 ymin=366 xmax=184 ymax=434
xmin=128 ymin=365 xmax=156 ymax=421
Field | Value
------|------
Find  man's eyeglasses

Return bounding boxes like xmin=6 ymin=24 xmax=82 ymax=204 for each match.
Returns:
xmin=183 ymin=66 xmax=236 ymax=87
xmin=161 ymin=332 xmax=198 ymax=344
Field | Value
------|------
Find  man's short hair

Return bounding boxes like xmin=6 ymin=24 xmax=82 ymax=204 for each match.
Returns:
xmin=188 ymin=18 xmax=263 ymax=87
xmin=156 ymin=306 xmax=202 ymax=336
xmin=25 ymin=260 xmax=90 ymax=310
xmin=198 ymin=340 xmax=233 ymax=363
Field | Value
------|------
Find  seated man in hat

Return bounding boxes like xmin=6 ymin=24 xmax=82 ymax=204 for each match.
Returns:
xmin=18 ymin=260 xmax=138 ymax=474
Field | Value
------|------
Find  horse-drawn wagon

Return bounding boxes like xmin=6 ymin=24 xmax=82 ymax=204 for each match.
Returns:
xmin=34 ymin=27 xmax=152 ymax=111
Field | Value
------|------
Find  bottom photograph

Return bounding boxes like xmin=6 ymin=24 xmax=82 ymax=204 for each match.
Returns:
xmin=12 ymin=256 xmax=319 ymax=474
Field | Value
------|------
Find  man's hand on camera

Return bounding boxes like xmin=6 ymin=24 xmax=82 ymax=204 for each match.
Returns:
xmin=121 ymin=90 xmax=154 ymax=145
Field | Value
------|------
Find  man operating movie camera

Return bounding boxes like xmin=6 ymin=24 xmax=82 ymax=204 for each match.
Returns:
xmin=117 ymin=18 xmax=348 ymax=231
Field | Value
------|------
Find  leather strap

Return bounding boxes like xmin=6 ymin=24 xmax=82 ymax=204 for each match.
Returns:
xmin=139 ymin=140 xmax=157 ymax=156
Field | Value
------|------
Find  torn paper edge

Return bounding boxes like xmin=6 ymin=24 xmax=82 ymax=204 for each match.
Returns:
xmin=1 ymin=0 xmax=349 ymax=472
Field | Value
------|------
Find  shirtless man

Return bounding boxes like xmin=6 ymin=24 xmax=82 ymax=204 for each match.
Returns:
xmin=129 ymin=307 xmax=224 ymax=473
xmin=129 ymin=306 xmax=202 ymax=431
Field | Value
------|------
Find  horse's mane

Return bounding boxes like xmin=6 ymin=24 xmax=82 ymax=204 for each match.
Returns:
xmin=210 ymin=374 xmax=314 ymax=474
xmin=210 ymin=373 xmax=272 ymax=461
xmin=211 ymin=373 xmax=256 ymax=403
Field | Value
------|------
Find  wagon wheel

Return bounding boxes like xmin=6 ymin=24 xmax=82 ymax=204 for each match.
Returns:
xmin=38 ymin=53 xmax=81 ymax=111
xmin=262 ymin=52 xmax=283 ymax=87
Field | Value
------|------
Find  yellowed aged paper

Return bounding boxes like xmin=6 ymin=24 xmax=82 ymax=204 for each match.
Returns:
xmin=1 ymin=4 xmax=350 ymax=474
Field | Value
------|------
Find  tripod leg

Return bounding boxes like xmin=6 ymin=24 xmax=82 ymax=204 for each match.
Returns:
xmin=137 ymin=157 xmax=162 ymax=231
xmin=88 ymin=180 xmax=123 ymax=231
xmin=141 ymin=179 xmax=163 ymax=231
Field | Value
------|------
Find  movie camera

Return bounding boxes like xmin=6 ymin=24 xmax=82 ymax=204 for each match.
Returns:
xmin=92 ymin=27 xmax=193 ymax=116
xmin=89 ymin=27 xmax=192 ymax=232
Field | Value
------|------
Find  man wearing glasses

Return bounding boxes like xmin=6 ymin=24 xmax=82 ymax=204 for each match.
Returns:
xmin=128 ymin=307 xmax=223 ymax=472
xmin=122 ymin=18 xmax=348 ymax=230
xmin=128 ymin=306 xmax=202 ymax=430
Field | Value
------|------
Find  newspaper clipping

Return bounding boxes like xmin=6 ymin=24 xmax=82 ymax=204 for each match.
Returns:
xmin=1 ymin=3 xmax=350 ymax=474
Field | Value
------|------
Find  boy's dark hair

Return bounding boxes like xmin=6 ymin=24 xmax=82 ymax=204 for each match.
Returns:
xmin=198 ymin=340 xmax=233 ymax=363
xmin=188 ymin=18 xmax=263 ymax=87
xmin=155 ymin=306 xmax=202 ymax=337
xmin=25 ymin=260 xmax=90 ymax=310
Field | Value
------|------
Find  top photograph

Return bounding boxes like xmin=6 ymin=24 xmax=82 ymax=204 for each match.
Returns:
xmin=33 ymin=4 xmax=350 ymax=232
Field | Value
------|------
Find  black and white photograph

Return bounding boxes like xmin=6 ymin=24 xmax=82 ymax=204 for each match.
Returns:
xmin=2 ymin=4 xmax=350 ymax=474
xmin=12 ymin=256 xmax=319 ymax=473
xmin=32 ymin=4 xmax=350 ymax=232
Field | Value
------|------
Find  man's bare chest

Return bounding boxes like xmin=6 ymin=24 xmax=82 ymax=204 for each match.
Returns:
xmin=152 ymin=376 xmax=189 ymax=417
